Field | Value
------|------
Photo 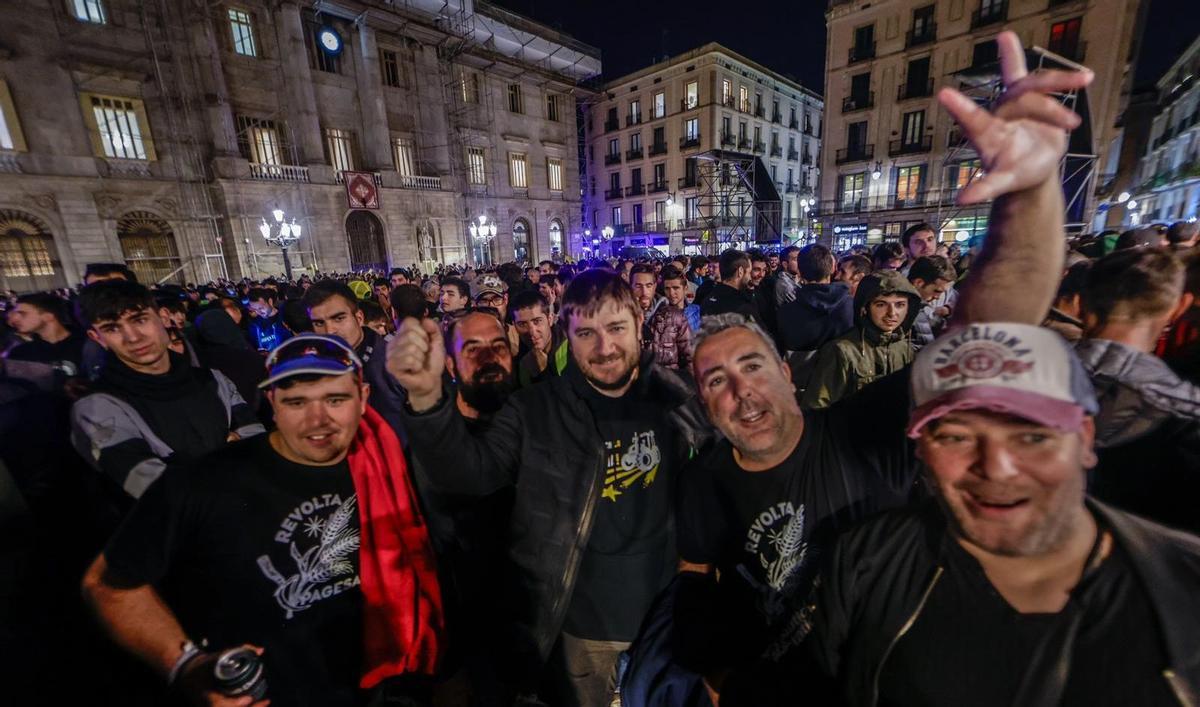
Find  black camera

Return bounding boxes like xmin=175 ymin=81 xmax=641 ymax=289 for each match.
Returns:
xmin=213 ymin=647 xmax=268 ymax=700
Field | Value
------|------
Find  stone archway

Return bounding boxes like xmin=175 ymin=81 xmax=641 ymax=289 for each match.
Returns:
xmin=0 ymin=208 xmax=64 ymax=292
xmin=346 ymin=210 xmax=388 ymax=273
xmin=512 ymin=217 xmax=531 ymax=263
xmin=117 ymin=211 xmax=183 ymax=284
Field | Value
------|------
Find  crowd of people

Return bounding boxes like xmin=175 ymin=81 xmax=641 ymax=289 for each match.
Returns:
xmin=2 ymin=32 xmax=1199 ymax=707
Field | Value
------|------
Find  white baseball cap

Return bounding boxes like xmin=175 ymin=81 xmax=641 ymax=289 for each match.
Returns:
xmin=907 ymin=322 xmax=1099 ymax=438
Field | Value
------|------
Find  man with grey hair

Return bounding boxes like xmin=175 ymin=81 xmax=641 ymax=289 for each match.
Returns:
xmin=629 ymin=30 xmax=1097 ymax=704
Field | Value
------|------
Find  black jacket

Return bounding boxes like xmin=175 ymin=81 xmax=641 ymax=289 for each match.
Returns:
xmin=699 ymin=283 xmax=760 ymax=323
xmin=400 ymin=354 xmax=712 ymax=687
xmin=776 ymin=282 xmax=855 ymax=353
xmin=729 ymin=499 xmax=1200 ymax=706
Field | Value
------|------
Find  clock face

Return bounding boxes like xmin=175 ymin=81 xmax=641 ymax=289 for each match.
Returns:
xmin=318 ymin=27 xmax=342 ymax=54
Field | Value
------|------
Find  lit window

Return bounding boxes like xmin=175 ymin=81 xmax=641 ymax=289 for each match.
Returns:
xmin=508 ymin=84 xmax=523 ymax=114
xmin=459 ymin=70 xmax=480 ymax=104
xmin=393 ymin=137 xmax=416 ymax=176
xmin=467 ymin=147 xmax=486 ymax=185
xmin=83 ymin=94 xmax=155 ymax=160
xmin=612 ymin=206 xmax=622 ymax=225
xmin=70 ymin=0 xmax=106 ymax=24
xmin=685 ymin=81 xmax=699 ymax=110
xmin=0 ymin=81 xmax=26 ymax=152
xmin=547 ymin=94 xmax=561 ymax=122
xmin=547 ymin=157 xmax=563 ymax=191
xmin=722 ymin=79 xmax=732 ymax=106
xmin=381 ymin=50 xmax=402 ymax=88
xmin=549 ymin=220 xmax=563 ymax=257
xmin=739 ymin=85 xmax=750 ymax=112
xmin=236 ymin=116 xmax=284 ymax=165
xmin=895 ymin=165 xmax=924 ymax=204
xmin=228 ymin=8 xmax=257 ymax=57
xmin=653 ymin=91 xmax=665 ymax=119
xmin=509 ymin=152 xmax=528 ymax=189
xmin=324 ymin=128 xmax=356 ymax=172
xmin=684 ymin=118 xmax=700 ymax=141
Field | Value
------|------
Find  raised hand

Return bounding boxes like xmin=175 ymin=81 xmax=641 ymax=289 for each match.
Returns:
xmin=938 ymin=30 xmax=1094 ymax=204
xmin=386 ymin=317 xmax=445 ymax=412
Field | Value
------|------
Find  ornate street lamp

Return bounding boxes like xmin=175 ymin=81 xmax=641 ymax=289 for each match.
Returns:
xmin=260 ymin=208 xmax=302 ymax=280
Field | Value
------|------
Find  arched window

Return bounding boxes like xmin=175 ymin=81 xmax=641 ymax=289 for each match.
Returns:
xmin=0 ymin=209 xmax=63 ymax=291
xmin=346 ymin=210 xmax=388 ymax=272
xmin=549 ymin=219 xmax=563 ymax=260
xmin=118 ymin=212 xmax=183 ymax=284
xmin=512 ymin=218 xmax=530 ymax=262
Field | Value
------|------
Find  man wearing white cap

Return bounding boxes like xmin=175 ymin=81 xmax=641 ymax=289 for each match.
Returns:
xmin=735 ymin=323 xmax=1200 ymax=706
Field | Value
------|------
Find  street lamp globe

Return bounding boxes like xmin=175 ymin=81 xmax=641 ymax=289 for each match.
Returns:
xmin=1117 ymin=191 xmax=1131 ymax=204
xmin=1127 ymin=200 xmax=1138 ymax=211
xmin=601 ymin=225 xmax=614 ymax=240
xmin=272 ymin=208 xmax=285 ymax=223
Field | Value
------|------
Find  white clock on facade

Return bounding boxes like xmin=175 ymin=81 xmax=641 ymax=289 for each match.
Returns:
xmin=318 ymin=26 xmax=343 ymax=55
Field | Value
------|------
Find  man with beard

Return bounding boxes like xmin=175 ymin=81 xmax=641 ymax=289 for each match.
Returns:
xmin=699 ymin=250 xmax=762 ymax=325
xmin=637 ymin=30 xmax=1099 ymax=706
xmin=389 ymin=269 xmax=710 ymax=707
xmin=731 ymin=324 xmax=1199 ymax=706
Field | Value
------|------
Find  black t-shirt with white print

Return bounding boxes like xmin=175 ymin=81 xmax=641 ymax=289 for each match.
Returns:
xmin=104 ymin=434 xmax=363 ymax=707
xmin=677 ymin=370 xmax=917 ymax=662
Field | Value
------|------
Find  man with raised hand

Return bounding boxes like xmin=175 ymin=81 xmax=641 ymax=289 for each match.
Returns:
xmin=647 ymin=30 xmax=1095 ymax=707
xmin=389 ymin=269 xmax=710 ymax=707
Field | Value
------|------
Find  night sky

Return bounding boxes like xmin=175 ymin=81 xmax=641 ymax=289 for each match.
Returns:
xmin=492 ymin=0 xmax=1198 ymax=93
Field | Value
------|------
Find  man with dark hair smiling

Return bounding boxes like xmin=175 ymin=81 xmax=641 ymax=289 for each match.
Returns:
xmin=71 ymin=280 xmax=263 ymax=500
xmin=390 ymin=269 xmax=710 ymax=707
xmin=82 ymin=334 xmax=445 ymax=706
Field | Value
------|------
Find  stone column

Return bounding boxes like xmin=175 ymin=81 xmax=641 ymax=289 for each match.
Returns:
xmin=273 ymin=2 xmax=324 ymax=165
xmin=352 ymin=23 xmax=393 ymax=171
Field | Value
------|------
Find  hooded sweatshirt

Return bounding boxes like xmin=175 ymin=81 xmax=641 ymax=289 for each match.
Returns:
xmin=776 ymin=282 xmax=855 ymax=353
xmin=195 ymin=309 xmax=267 ymax=411
xmin=801 ymin=270 xmax=921 ymax=409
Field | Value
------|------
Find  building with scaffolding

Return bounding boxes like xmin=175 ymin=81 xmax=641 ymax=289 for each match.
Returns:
xmin=1123 ymin=34 xmax=1200 ymax=227
xmin=0 ymin=0 xmax=600 ymax=291
xmin=820 ymin=0 xmax=1146 ymax=251
xmin=581 ymin=43 xmax=823 ymax=256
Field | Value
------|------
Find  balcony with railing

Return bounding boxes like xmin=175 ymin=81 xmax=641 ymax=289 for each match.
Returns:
xmin=771 ymin=110 xmax=782 ymax=124
xmin=648 ymin=181 xmax=669 ymax=194
xmin=626 ymin=112 xmax=642 ymax=127
xmin=721 ymin=131 xmax=736 ymax=147
xmin=898 ymin=79 xmax=934 ymax=101
xmin=971 ymin=0 xmax=1007 ymax=29
xmin=770 ymin=144 xmax=783 ymax=157
xmin=803 ymin=123 xmax=816 ymax=136
xmin=737 ymin=137 xmax=752 ymax=150
xmin=837 ymin=198 xmax=865 ymax=213
xmin=680 ymin=98 xmax=700 ymax=112
xmin=802 ymin=153 xmax=814 ymax=166
xmin=626 ymin=147 xmax=643 ymax=161
xmin=250 ymin=163 xmax=311 ymax=182
xmin=678 ymin=176 xmax=698 ymax=189
xmin=680 ymin=135 xmax=701 ymax=149
xmin=604 ymin=186 xmax=623 ymax=200
xmin=842 ymin=92 xmax=874 ymax=113
xmin=787 ymin=148 xmax=799 ymax=161
xmin=849 ymin=41 xmax=876 ymax=64
xmin=604 ymin=117 xmax=620 ymax=132
xmin=835 ymin=143 xmax=874 ymax=165
xmin=754 ymin=105 xmax=765 ymax=118
xmin=785 ymin=182 xmax=797 ymax=193
xmin=604 ymin=152 xmax=622 ymax=166
xmin=397 ymin=175 xmax=443 ymax=190
xmin=789 ymin=117 xmax=800 ymax=130
xmin=906 ymin=22 xmax=937 ymax=48
xmin=626 ymin=183 xmax=645 ymax=197
xmin=753 ymin=141 xmax=766 ymax=154
xmin=649 ymin=141 xmax=668 ymax=156
xmin=889 ymin=135 xmax=934 ymax=156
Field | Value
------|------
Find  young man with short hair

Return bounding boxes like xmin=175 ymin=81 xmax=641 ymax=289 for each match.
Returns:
xmin=872 ymin=242 xmax=906 ymax=271
xmin=5 ymin=292 xmax=84 ymax=371
xmin=834 ymin=254 xmax=872 ymax=297
xmin=247 ymin=287 xmax=291 ymax=351
xmin=511 ymin=290 xmax=567 ymax=387
xmin=774 ymin=246 xmax=802 ymax=306
xmin=776 ymin=244 xmax=854 ymax=356
xmin=303 ymin=281 xmax=409 ymax=440
xmin=71 ymin=280 xmax=263 ymax=500
xmin=82 ymin=334 xmax=445 ymax=707
xmin=438 ymin=277 xmax=470 ymax=314
xmin=389 ymin=268 xmax=411 ymax=288
xmin=83 ymin=262 xmax=136 ymax=286
xmin=634 ymin=264 xmax=692 ymax=371
xmin=699 ymin=250 xmax=761 ymax=324
xmin=900 ymin=223 xmax=938 ymax=273
xmin=1043 ymin=260 xmax=1091 ymax=342
xmin=908 ymin=255 xmax=959 ymax=349
xmin=537 ymin=274 xmax=560 ymax=318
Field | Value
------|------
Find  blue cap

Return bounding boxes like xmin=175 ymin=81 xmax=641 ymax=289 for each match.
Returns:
xmin=259 ymin=333 xmax=363 ymax=389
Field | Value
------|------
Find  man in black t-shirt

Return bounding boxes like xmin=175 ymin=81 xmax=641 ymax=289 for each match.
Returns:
xmin=5 ymin=292 xmax=84 ymax=374
xmin=82 ymin=334 xmax=442 ymax=707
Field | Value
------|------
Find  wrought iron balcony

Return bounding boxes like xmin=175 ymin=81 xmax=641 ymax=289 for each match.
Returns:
xmin=789 ymin=118 xmax=800 ymax=130
xmin=842 ymin=92 xmax=874 ymax=113
xmin=678 ymin=176 xmax=698 ymax=189
xmin=753 ymin=141 xmax=766 ymax=154
xmin=604 ymin=118 xmax=619 ymax=132
xmin=680 ymin=135 xmax=701 ymax=149
xmin=898 ymin=79 xmax=935 ymax=101
xmin=721 ymin=131 xmax=736 ymax=147
xmin=849 ymin=41 xmax=876 ymax=64
xmin=625 ymin=184 xmax=645 ymax=196
xmin=626 ymin=112 xmax=642 ymax=127
xmin=648 ymin=181 xmax=669 ymax=194
xmin=889 ymin=135 xmax=934 ymax=156
xmin=787 ymin=148 xmax=799 ymax=161
xmin=971 ymin=1 xmax=1007 ymax=29
xmin=906 ymin=22 xmax=937 ymax=48
xmin=604 ymin=187 xmax=623 ymax=200
xmin=626 ymin=147 xmax=643 ymax=161
xmin=649 ymin=141 xmax=668 ymax=156
xmin=835 ymin=143 xmax=874 ymax=165
xmin=738 ymin=137 xmax=752 ymax=150
xmin=604 ymin=152 xmax=621 ymax=166
xmin=802 ymin=153 xmax=814 ymax=166
xmin=770 ymin=145 xmax=783 ymax=157
xmin=771 ymin=110 xmax=782 ymax=124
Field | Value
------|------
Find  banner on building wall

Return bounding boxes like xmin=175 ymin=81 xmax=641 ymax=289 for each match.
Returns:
xmin=344 ymin=171 xmax=380 ymax=210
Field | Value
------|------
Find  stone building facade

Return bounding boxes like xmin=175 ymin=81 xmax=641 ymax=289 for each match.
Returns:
xmin=820 ymin=0 xmax=1145 ymax=249
xmin=581 ymin=43 xmax=823 ymax=256
xmin=0 ymin=0 xmax=599 ymax=291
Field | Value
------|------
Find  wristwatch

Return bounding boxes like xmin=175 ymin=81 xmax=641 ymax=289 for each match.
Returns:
xmin=167 ymin=639 xmax=206 ymax=687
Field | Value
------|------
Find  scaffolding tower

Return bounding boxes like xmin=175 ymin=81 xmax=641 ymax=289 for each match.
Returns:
xmin=687 ymin=149 xmax=783 ymax=253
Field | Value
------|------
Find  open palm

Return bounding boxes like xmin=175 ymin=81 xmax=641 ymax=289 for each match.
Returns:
xmin=939 ymin=31 xmax=1094 ymax=205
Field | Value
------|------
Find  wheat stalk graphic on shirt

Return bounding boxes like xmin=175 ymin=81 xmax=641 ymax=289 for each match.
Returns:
xmin=257 ymin=495 xmax=360 ymax=619
xmin=763 ymin=504 xmax=807 ymax=592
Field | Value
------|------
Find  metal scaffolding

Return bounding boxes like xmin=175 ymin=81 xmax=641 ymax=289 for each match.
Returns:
xmin=686 ymin=149 xmax=783 ymax=253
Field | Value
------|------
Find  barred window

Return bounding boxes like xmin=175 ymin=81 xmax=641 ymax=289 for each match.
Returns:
xmin=393 ymin=137 xmax=416 ymax=176
xmin=381 ymin=50 xmax=402 ymax=88
xmin=547 ymin=94 xmax=561 ymax=122
xmin=547 ymin=157 xmax=563 ymax=191
xmin=86 ymin=95 xmax=152 ymax=160
xmin=509 ymin=152 xmax=528 ymax=189
xmin=467 ymin=147 xmax=486 ymax=185
xmin=459 ymin=70 xmax=480 ymax=104
xmin=236 ymin=116 xmax=285 ymax=165
xmin=228 ymin=8 xmax=257 ymax=57
xmin=70 ymin=0 xmax=106 ymax=24
xmin=324 ymin=128 xmax=357 ymax=172
xmin=508 ymin=84 xmax=523 ymax=114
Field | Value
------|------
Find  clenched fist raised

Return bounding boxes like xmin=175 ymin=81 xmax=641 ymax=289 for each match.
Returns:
xmin=387 ymin=317 xmax=445 ymax=412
